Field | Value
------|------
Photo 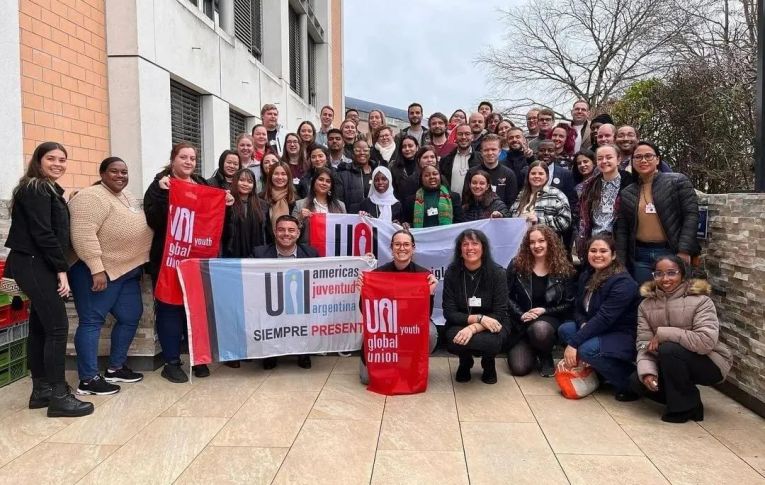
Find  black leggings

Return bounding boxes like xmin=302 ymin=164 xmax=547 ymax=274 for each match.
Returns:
xmin=507 ymin=316 xmax=559 ymax=376
xmin=6 ymin=252 xmax=68 ymax=386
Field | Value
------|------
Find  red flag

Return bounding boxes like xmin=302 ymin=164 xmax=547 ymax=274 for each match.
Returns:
xmin=361 ymin=272 xmax=430 ymax=395
xmin=155 ymin=179 xmax=225 ymax=305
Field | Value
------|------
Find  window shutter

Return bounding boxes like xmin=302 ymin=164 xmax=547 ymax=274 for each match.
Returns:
xmin=288 ymin=7 xmax=302 ymax=96
xmin=170 ymin=80 xmax=203 ymax=175
xmin=234 ymin=0 xmax=262 ymax=60
xmin=229 ymin=110 xmax=247 ymax=149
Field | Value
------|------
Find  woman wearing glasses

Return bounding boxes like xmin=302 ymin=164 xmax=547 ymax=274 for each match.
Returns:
xmin=615 ymin=142 xmax=700 ymax=284
xmin=631 ymin=255 xmax=731 ymax=423
xmin=358 ymin=230 xmax=439 ymax=384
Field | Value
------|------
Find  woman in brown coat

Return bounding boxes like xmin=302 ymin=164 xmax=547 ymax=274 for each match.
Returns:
xmin=631 ymin=255 xmax=732 ymax=423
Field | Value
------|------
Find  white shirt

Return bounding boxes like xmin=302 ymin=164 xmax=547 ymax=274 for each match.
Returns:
xmin=451 ymin=149 xmax=471 ymax=194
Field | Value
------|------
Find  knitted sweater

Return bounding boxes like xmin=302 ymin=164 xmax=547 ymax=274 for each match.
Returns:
xmin=69 ymin=183 xmax=153 ymax=280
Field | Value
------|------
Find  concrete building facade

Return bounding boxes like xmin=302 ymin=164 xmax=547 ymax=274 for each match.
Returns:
xmin=0 ymin=0 xmax=344 ymax=202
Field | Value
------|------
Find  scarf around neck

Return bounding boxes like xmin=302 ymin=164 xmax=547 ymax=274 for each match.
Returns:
xmin=413 ymin=185 xmax=453 ymax=228
xmin=375 ymin=142 xmax=396 ymax=163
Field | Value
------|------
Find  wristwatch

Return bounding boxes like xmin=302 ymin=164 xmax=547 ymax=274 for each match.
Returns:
xmin=477 ymin=314 xmax=484 ymax=325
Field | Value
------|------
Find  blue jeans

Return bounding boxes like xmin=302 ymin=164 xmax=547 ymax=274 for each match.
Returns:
xmin=632 ymin=244 xmax=674 ymax=285
xmin=154 ymin=300 xmax=186 ymax=364
xmin=558 ymin=321 xmax=634 ymax=392
xmin=70 ymin=262 xmax=144 ymax=380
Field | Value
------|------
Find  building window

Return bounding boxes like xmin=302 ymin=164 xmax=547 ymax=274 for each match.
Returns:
xmin=234 ymin=0 xmax=262 ymax=60
xmin=170 ymin=80 xmax=203 ymax=174
xmin=307 ymin=37 xmax=317 ymax=107
xmin=288 ymin=7 xmax=302 ymax=96
xmin=229 ymin=110 xmax=247 ymax=149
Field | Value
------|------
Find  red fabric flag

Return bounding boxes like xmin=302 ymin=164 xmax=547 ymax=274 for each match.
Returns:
xmin=361 ymin=272 xmax=430 ymax=395
xmin=155 ymin=179 xmax=225 ymax=305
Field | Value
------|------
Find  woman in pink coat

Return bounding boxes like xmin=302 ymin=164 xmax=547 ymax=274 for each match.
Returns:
xmin=631 ymin=255 xmax=732 ymax=423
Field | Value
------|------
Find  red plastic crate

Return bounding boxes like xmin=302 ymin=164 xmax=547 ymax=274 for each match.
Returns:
xmin=0 ymin=305 xmax=10 ymax=329
xmin=10 ymin=300 xmax=29 ymax=325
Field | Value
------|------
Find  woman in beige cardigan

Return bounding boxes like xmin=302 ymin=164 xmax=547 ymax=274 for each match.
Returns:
xmin=631 ymin=255 xmax=732 ymax=423
xmin=69 ymin=157 xmax=153 ymax=396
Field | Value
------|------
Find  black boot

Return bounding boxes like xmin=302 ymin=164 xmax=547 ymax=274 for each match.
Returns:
xmin=47 ymin=383 xmax=94 ymax=418
xmin=297 ymin=355 xmax=312 ymax=369
xmin=455 ymin=355 xmax=474 ymax=383
xmin=29 ymin=378 xmax=53 ymax=409
xmin=481 ymin=356 xmax=498 ymax=384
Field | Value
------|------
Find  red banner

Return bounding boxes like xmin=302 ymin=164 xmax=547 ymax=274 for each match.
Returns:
xmin=155 ymin=179 xmax=225 ymax=305
xmin=361 ymin=272 xmax=430 ymax=395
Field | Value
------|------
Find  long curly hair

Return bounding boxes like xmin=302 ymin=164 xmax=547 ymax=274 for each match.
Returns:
xmin=513 ymin=225 xmax=575 ymax=277
xmin=585 ymin=235 xmax=627 ymax=292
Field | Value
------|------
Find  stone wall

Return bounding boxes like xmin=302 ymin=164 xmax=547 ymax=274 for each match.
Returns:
xmin=699 ymin=193 xmax=765 ymax=407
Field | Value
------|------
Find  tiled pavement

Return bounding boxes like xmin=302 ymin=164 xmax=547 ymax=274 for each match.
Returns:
xmin=0 ymin=356 xmax=763 ymax=484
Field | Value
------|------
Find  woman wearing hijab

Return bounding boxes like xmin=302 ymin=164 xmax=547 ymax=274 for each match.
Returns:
xmin=358 ymin=166 xmax=402 ymax=223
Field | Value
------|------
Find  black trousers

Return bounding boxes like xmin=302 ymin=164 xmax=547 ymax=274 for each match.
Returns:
xmin=445 ymin=325 xmax=508 ymax=359
xmin=630 ymin=342 xmax=722 ymax=414
xmin=6 ymin=251 xmax=69 ymax=386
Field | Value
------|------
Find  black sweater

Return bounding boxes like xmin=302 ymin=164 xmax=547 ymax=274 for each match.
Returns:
xmin=4 ymin=181 xmax=70 ymax=273
xmin=442 ymin=262 xmax=511 ymax=331
xmin=374 ymin=261 xmax=434 ymax=316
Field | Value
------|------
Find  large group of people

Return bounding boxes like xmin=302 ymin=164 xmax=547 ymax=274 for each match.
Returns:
xmin=4 ymin=99 xmax=729 ymax=424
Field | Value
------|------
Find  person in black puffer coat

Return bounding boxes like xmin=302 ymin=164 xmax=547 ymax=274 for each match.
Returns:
xmin=615 ymin=141 xmax=699 ymax=285
xmin=337 ymin=139 xmax=376 ymax=214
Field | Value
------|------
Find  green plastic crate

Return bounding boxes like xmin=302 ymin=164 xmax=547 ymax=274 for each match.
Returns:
xmin=0 ymin=338 xmax=26 ymax=368
xmin=0 ymin=358 xmax=27 ymax=388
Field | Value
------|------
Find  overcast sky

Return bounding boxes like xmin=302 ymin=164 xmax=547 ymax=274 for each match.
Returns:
xmin=343 ymin=0 xmax=521 ymax=117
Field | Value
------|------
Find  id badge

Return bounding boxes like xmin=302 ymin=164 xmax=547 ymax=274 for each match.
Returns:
xmin=292 ymin=177 xmax=301 ymax=185
xmin=491 ymin=185 xmax=497 ymax=192
xmin=645 ymin=203 xmax=657 ymax=214
xmin=427 ymin=207 xmax=439 ymax=216
xmin=602 ymin=205 xmax=613 ymax=214
xmin=469 ymin=297 xmax=482 ymax=307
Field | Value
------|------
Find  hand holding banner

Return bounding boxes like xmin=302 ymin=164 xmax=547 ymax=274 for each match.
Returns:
xmin=155 ymin=179 xmax=225 ymax=304
xmin=362 ymin=272 xmax=430 ymax=395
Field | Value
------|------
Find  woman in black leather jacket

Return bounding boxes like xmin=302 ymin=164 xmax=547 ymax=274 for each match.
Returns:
xmin=506 ymin=225 xmax=576 ymax=377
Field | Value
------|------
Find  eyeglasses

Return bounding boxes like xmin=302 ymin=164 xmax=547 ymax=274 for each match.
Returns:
xmin=392 ymin=242 xmax=412 ymax=249
xmin=633 ymin=154 xmax=657 ymax=162
xmin=652 ymin=270 xmax=681 ymax=279
xmin=286 ymin=140 xmax=299 ymax=145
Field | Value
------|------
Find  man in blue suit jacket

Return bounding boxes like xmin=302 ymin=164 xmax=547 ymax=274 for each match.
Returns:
xmin=252 ymin=215 xmax=318 ymax=369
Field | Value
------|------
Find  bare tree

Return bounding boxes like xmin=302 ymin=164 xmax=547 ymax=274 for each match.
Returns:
xmin=476 ymin=0 xmax=694 ymax=115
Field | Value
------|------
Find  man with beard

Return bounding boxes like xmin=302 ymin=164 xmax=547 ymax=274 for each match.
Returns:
xmin=327 ymin=128 xmax=352 ymax=169
xmin=503 ymin=126 xmax=536 ymax=184
xmin=617 ymin=125 xmax=672 ymax=173
xmin=468 ymin=112 xmax=487 ymax=151
xmin=396 ymin=103 xmax=429 ymax=145
xmin=425 ymin=112 xmax=457 ymax=160
xmin=466 ymin=134 xmax=519 ymax=208
xmin=529 ymin=140 xmax=576 ymax=213
xmin=571 ymin=100 xmax=592 ymax=152
xmin=440 ymin=123 xmax=483 ymax=193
